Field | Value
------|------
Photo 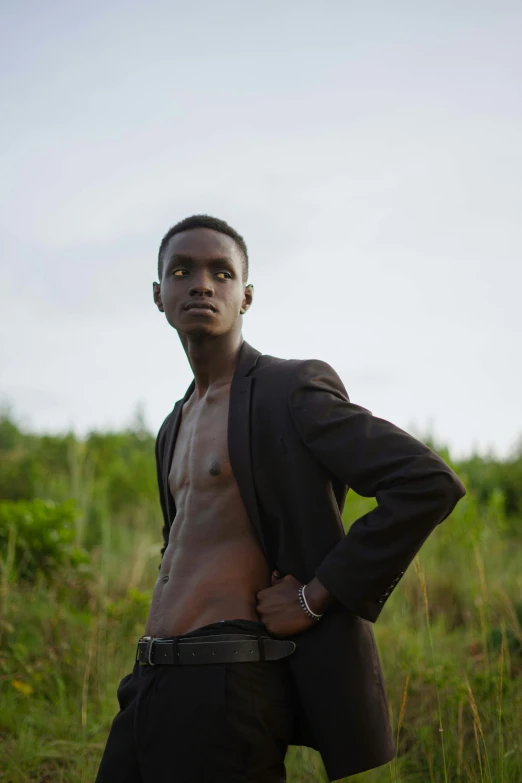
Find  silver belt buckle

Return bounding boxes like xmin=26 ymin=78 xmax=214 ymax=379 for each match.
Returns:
xmin=138 ymin=636 xmax=156 ymax=666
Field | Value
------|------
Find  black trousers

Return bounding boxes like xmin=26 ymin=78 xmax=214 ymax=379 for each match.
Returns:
xmin=95 ymin=620 xmax=294 ymax=783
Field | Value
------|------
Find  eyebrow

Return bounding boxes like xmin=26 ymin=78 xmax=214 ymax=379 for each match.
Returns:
xmin=165 ymin=253 xmax=234 ymax=269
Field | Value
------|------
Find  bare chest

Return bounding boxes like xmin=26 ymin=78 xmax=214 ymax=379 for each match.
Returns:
xmin=168 ymin=389 xmax=233 ymax=500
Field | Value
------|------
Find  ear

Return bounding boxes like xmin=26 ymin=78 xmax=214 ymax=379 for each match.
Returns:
xmin=240 ymin=283 xmax=254 ymax=315
xmin=152 ymin=282 xmax=164 ymax=312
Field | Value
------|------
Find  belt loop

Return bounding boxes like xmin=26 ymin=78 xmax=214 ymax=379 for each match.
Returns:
xmin=171 ymin=638 xmax=179 ymax=664
xmin=257 ymin=636 xmax=266 ymax=662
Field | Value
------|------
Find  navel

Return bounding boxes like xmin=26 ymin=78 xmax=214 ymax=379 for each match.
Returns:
xmin=209 ymin=460 xmax=221 ymax=476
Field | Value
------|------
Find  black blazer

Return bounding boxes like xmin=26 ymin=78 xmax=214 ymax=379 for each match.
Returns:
xmin=155 ymin=340 xmax=466 ymax=781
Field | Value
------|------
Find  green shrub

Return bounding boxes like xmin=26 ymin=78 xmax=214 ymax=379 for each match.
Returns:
xmin=0 ymin=499 xmax=89 ymax=581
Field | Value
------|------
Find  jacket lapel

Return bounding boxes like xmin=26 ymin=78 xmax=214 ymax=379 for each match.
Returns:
xmin=162 ymin=340 xmax=267 ymax=559
xmin=163 ymin=378 xmax=195 ymax=525
xmin=228 ymin=341 xmax=267 ymax=559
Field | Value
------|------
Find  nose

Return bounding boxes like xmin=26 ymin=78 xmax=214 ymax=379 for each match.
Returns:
xmin=188 ymin=269 xmax=215 ymax=298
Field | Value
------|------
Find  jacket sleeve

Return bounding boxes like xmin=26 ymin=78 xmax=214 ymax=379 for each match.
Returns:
xmin=288 ymin=359 xmax=466 ymax=622
xmin=155 ymin=415 xmax=172 ymax=569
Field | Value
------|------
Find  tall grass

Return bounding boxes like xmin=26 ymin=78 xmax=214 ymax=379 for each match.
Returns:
xmin=0 ymin=416 xmax=521 ymax=781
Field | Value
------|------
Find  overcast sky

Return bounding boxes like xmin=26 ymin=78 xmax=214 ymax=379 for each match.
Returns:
xmin=1 ymin=1 xmax=521 ymax=458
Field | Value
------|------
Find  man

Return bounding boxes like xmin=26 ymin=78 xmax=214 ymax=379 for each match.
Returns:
xmin=95 ymin=215 xmax=465 ymax=783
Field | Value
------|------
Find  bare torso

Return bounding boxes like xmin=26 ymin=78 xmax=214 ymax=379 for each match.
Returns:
xmin=144 ymin=382 xmax=271 ymax=637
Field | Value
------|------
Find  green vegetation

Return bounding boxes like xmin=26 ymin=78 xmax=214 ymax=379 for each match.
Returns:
xmin=0 ymin=410 xmax=521 ymax=782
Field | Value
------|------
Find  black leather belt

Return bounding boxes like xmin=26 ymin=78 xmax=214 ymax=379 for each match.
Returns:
xmin=136 ymin=633 xmax=296 ymax=666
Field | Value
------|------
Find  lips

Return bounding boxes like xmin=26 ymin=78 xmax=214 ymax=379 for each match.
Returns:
xmin=184 ymin=302 xmax=216 ymax=312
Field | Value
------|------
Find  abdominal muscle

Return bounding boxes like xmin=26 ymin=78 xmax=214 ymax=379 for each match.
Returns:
xmin=144 ymin=387 xmax=272 ymax=638
xmin=143 ymin=515 xmax=272 ymax=638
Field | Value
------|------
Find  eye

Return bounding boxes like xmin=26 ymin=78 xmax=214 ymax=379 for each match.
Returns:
xmin=171 ymin=268 xmax=232 ymax=280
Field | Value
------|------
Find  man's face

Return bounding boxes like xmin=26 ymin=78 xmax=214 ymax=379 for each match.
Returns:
xmin=153 ymin=227 xmax=253 ymax=337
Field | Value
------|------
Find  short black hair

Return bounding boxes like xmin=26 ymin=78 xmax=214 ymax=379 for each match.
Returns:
xmin=158 ymin=214 xmax=249 ymax=283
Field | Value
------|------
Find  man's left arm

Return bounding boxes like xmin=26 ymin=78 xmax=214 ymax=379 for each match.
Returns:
xmin=288 ymin=358 xmax=466 ymax=623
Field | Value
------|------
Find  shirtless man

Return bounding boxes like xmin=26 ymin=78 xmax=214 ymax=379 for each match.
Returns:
xmin=96 ymin=213 xmax=466 ymax=782
xmin=95 ymin=215 xmax=331 ymax=783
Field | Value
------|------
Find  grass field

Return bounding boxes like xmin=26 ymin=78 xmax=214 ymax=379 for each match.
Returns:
xmin=0 ymin=415 xmax=521 ymax=781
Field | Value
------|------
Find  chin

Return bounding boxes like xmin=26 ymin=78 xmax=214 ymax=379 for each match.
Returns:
xmin=175 ymin=322 xmax=219 ymax=337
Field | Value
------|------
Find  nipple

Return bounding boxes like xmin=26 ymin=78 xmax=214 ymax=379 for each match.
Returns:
xmin=209 ymin=460 xmax=221 ymax=476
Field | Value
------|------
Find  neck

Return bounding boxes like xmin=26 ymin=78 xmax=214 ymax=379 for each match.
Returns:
xmin=178 ymin=329 xmax=244 ymax=399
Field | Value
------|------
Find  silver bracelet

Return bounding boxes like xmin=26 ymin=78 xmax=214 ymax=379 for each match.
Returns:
xmin=298 ymin=585 xmax=324 ymax=621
